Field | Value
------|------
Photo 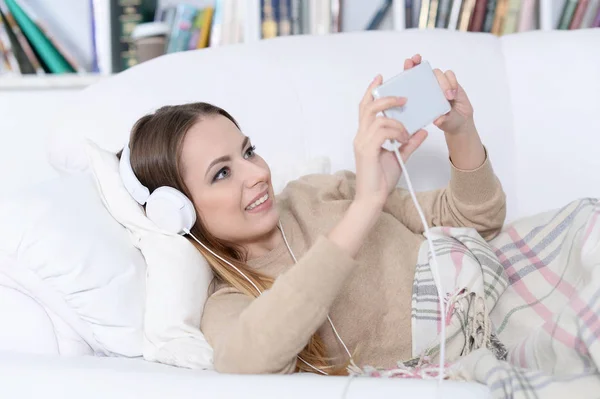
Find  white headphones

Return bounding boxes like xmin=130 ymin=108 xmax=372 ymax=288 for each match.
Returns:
xmin=119 ymin=143 xmax=197 ymax=235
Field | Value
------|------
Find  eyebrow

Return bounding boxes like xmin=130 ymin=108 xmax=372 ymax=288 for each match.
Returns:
xmin=205 ymin=136 xmax=249 ymax=178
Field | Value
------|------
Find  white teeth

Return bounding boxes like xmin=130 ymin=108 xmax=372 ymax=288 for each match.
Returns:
xmin=246 ymin=194 xmax=269 ymax=210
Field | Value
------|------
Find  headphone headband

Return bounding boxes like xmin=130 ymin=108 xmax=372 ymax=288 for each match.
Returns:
xmin=119 ymin=144 xmax=150 ymax=205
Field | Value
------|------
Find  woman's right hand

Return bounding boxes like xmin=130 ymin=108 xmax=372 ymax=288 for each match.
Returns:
xmin=353 ymin=74 xmax=428 ymax=210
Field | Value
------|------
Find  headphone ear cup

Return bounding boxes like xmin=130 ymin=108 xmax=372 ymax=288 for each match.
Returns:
xmin=145 ymin=187 xmax=197 ymax=235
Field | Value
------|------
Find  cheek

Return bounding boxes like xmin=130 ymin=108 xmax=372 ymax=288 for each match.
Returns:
xmin=194 ymin=185 xmax=243 ymax=235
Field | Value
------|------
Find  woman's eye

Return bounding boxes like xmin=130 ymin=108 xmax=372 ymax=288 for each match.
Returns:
xmin=213 ymin=167 xmax=230 ymax=182
xmin=244 ymin=145 xmax=256 ymax=159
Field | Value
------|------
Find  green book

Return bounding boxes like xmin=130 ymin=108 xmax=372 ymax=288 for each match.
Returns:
xmin=4 ymin=0 xmax=75 ymax=73
xmin=558 ymin=0 xmax=579 ymax=29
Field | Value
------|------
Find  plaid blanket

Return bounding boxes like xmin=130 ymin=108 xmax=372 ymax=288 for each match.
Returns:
xmin=351 ymin=198 xmax=600 ymax=398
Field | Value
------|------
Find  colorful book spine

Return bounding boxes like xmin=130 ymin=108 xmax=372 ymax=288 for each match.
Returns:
xmin=447 ymin=0 xmax=463 ymax=30
xmin=110 ymin=0 xmax=155 ymax=73
xmin=0 ymin=17 xmax=19 ymax=73
xmin=166 ymin=4 xmax=197 ymax=53
xmin=278 ymin=0 xmax=292 ymax=36
xmin=0 ymin=3 xmax=43 ymax=74
xmin=501 ymin=0 xmax=521 ymax=34
xmin=458 ymin=0 xmax=476 ymax=31
xmin=196 ymin=7 xmax=214 ymax=49
xmin=436 ymin=0 xmax=452 ymax=28
xmin=290 ymin=0 xmax=302 ymax=34
xmin=469 ymin=0 xmax=488 ymax=32
xmin=595 ymin=5 xmax=600 ymax=26
xmin=581 ymin=0 xmax=599 ymax=28
xmin=558 ymin=0 xmax=579 ymax=29
xmin=15 ymin=0 xmax=85 ymax=72
xmin=419 ymin=0 xmax=430 ymax=28
xmin=427 ymin=0 xmax=439 ymax=28
xmin=482 ymin=0 xmax=497 ymax=32
xmin=261 ymin=0 xmax=277 ymax=39
xmin=517 ymin=0 xmax=536 ymax=31
xmin=491 ymin=0 xmax=508 ymax=35
xmin=569 ymin=0 xmax=590 ymax=29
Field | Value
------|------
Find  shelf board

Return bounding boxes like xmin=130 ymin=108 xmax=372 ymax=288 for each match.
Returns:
xmin=0 ymin=74 xmax=110 ymax=91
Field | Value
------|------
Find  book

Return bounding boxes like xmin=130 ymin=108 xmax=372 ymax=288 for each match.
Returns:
xmin=458 ymin=0 xmax=476 ymax=31
xmin=491 ymin=0 xmax=508 ymax=35
xmin=569 ymin=0 xmax=590 ymax=29
xmin=517 ymin=0 xmax=537 ymax=31
xmin=0 ymin=16 xmax=19 ymax=73
xmin=331 ymin=0 xmax=341 ymax=32
xmin=290 ymin=0 xmax=302 ymax=34
xmin=427 ymin=0 xmax=439 ymax=28
xmin=366 ymin=0 xmax=392 ymax=30
xmin=196 ymin=7 xmax=214 ymax=48
xmin=15 ymin=0 xmax=86 ymax=72
xmin=418 ymin=0 xmax=430 ymax=28
xmin=447 ymin=0 xmax=463 ymax=30
xmin=278 ymin=0 xmax=292 ymax=36
xmin=436 ymin=0 xmax=452 ymax=28
xmin=482 ymin=0 xmax=497 ymax=32
xmin=501 ymin=0 xmax=521 ymax=34
xmin=581 ymin=0 xmax=599 ymax=28
xmin=261 ymin=0 xmax=277 ymax=38
xmin=0 ymin=0 xmax=37 ymax=74
xmin=166 ymin=3 xmax=197 ymax=53
xmin=110 ymin=0 xmax=156 ymax=73
xmin=469 ymin=0 xmax=488 ymax=32
xmin=558 ymin=0 xmax=579 ymax=29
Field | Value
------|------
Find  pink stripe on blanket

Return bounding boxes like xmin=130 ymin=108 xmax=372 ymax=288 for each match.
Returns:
xmin=569 ymin=293 xmax=600 ymax=343
xmin=507 ymin=228 xmax=576 ymax=299
xmin=495 ymin=246 xmax=586 ymax=354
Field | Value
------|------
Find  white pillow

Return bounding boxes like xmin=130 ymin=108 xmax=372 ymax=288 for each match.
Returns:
xmin=84 ymin=138 xmax=332 ymax=370
xmin=84 ymin=140 xmax=215 ymax=369
xmin=0 ymin=172 xmax=146 ymax=357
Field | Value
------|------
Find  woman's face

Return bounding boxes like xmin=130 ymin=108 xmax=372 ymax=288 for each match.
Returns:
xmin=180 ymin=115 xmax=279 ymax=246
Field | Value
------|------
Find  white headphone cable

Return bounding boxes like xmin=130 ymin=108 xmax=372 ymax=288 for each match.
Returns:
xmin=391 ymin=141 xmax=446 ymax=386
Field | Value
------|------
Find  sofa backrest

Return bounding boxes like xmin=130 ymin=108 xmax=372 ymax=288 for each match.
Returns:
xmin=39 ymin=29 xmax=600 ymax=221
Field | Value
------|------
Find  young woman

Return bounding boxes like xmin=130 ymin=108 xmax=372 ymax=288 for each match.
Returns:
xmin=122 ymin=54 xmax=506 ymax=375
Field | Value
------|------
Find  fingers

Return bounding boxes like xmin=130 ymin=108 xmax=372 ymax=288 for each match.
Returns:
xmin=445 ymin=70 xmax=458 ymax=92
xmin=365 ymin=96 xmax=406 ymax=119
xmin=404 ymin=54 xmax=422 ymax=70
xmin=399 ymin=129 xmax=428 ymax=161
xmin=433 ymin=68 xmax=454 ymax=101
xmin=360 ymin=74 xmax=383 ymax=110
xmin=370 ymin=117 xmax=410 ymax=144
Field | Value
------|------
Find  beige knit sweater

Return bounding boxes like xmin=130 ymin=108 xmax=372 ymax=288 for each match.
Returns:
xmin=200 ymin=152 xmax=506 ymax=374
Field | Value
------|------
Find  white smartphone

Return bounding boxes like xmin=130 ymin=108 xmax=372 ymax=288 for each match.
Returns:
xmin=372 ymin=60 xmax=451 ymax=136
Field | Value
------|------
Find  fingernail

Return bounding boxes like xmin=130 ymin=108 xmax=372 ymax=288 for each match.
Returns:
xmin=446 ymin=89 xmax=455 ymax=100
xmin=398 ymin=97 xmax=406 ymax=104
xmin=452 ymin=89 xmax=458 ymax=96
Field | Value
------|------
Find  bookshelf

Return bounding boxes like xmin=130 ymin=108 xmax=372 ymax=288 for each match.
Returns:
xmin=1 ymin=0 xmax=597 ymax=90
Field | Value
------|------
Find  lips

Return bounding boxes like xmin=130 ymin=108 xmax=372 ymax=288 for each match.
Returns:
xmin=245 ymin=189 xmax=269 ymax=210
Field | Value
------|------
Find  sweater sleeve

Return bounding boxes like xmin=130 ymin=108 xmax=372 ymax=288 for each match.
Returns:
xmin=384 ymin=148 xmax=507 ymax=240
xmin=333 ymin=148 xmax=507 ymax=240
xmin=200 ymin=235 xmax=360 ymax=374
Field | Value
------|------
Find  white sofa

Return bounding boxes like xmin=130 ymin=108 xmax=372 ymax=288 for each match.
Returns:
xmin=1 ymin=28 xmax=599 ymax=398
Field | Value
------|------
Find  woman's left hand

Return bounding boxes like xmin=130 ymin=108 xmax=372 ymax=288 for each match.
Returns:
xmin=404 ymin=54 xmax=474 ymax=134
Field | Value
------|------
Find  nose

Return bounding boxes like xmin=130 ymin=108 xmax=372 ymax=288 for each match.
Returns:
xmin=242 ymin=160 xmax=269 ymax=189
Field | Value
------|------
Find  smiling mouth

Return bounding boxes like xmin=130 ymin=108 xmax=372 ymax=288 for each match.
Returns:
xmin=245 ymin=193 xmax=269 ymax=211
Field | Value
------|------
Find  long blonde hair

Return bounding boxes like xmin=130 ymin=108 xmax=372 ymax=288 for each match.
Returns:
xmin=121 ymin=102 xmax=348 ymax=374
